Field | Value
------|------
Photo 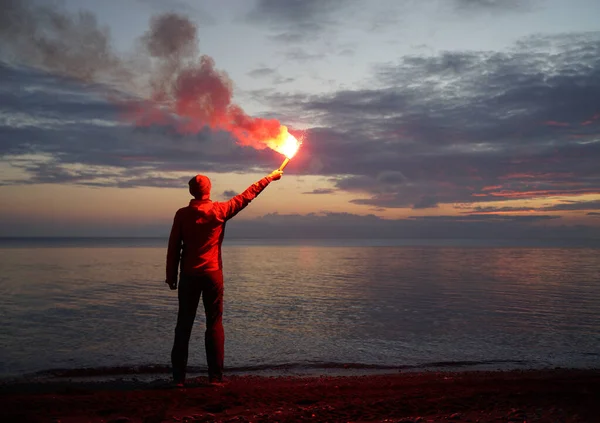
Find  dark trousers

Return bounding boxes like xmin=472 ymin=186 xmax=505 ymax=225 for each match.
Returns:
xmin=171 ymin=270 xmax=224 ymax=382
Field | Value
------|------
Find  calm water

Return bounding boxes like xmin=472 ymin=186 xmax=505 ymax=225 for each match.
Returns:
xmin=0 ymin=238 xmax=599 ymax=380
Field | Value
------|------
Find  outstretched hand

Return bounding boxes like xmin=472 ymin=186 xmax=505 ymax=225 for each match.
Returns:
xmin=268 ymin=170 xmax=283 ymax=181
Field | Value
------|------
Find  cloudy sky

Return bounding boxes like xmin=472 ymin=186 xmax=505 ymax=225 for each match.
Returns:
xmin=1 ymin=0 xmax=599 ymax=238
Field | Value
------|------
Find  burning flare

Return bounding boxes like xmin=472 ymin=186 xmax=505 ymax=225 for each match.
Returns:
xmin=267 ymin=127 xmax=301 ymax=171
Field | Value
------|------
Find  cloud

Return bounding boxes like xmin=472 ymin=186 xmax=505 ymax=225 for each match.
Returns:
xmin=467 ymin=200 xmax=600 ymax=214
xmin=248 ymin=67 xmax=277 ymax=78
xmin=246 ymin=0 xmax=355 ymax=43
xmin=412 ymin=196 xmax=439 ymax=209
xmin=264 ymin=32 xmax=600 ymax=209
xmin=409 ymin=214 xmax=559 ymax=222
xmin=452 ymin=0 xmax=537 ymax=12
xmin=283 ymin=47 xmax=326 ymax=62
xmin=246 ymin=0 xmax=537 ymax=43
xmin=247 ymin=66 xmax=295 ymax=85
xmin=303 ymin=188 xmax=336 ymax=195
xmin=136 ymin=0 xmax=215 ymax=24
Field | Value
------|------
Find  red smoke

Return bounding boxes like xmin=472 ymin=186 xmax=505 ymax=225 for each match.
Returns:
xmin=128 ymin=55 xmax=282 ymax=149
xmin=126 ymin=13 xmax=285 ymax=150
xmin=1 ymin=2 xmax=289 ymax=152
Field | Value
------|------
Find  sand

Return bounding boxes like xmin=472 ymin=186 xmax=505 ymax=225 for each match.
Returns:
xmin=1 ymin=369 xmax=599 ymax=422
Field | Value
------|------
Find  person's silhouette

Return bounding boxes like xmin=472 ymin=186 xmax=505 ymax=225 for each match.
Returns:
xmin=166 ymin=169 xmax=283 ymax=386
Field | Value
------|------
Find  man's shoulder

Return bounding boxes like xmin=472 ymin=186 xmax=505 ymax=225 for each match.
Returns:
xmin=177 ymin=200 xmax=209 ymax=212
xmin=174 ymin=205 xmax=192 ymax=218
xmin=176 ymin=201 xmax=224 ymax=216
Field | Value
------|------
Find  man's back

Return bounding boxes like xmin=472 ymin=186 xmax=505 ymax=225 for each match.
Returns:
xmin=173 ymin=199 xmax=229 ymax=274
xmin=166 ymin=175 xmax=277 ymax=284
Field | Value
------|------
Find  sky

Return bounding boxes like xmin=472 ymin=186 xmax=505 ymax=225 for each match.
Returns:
xmin=1 ymin=0 xmax=599 ymax=239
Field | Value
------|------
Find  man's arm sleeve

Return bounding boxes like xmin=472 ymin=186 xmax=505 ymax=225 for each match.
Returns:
xmin=221 ymin=177 xmax=271 ymax=221
xmin=166 ymin=211 xmax=182 ymax=284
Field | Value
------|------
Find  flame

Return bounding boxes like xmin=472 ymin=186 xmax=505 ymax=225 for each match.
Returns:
xmin=266 ymin=126 xmax=301 ymax=159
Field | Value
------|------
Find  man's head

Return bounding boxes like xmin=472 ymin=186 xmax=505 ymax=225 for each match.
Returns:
xmin=188 ymin=174 xmax=211 ymax=200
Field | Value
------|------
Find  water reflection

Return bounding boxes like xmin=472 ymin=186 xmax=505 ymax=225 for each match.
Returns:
xmin=0 ymin=245 xmax=599 ymax=377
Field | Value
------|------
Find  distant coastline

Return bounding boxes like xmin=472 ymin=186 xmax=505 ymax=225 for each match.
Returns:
xmin=1 ymin=236 xmax=599 ymax=248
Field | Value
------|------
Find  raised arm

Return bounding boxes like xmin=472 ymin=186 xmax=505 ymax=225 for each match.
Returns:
xmin=165 ymin=210 xmax=182 ymax=289
xmin=221 ymin=170 xmax=283 ymax=221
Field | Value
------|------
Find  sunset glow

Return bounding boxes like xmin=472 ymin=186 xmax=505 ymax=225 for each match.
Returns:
xmin=0 ymin=0 xmax=599 ymax=239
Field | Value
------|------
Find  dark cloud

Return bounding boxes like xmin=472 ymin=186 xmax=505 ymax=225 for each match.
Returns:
xmin=367 ymin=1 xmax=539 ymax=33
xmin=265 ymin=32 xmax=600 ymax=210
xmin=283 ymin=47 xmax=327 ymax=62
xmin=0 ymin=0 xmax=127 ymax=83
xmin=303 ymin=188 xmax=336 ymax=195
xmin=409 ymin=214 xmax=559 ymax=222
xmin=452 ymin=0 xmax=535 ymax=12
xmin=412 ymin=196 xmax=439 ymax=209
xmin=467 ymin=200 xmax=600 ymax=214
xmin=248 ymin=67 xmax=277 ymax=78
xmin=246 ymin=0 xmax=354 ymax=43
xmin=246 ymin=0 xmax=538 ymax=43
xmin=274 ymin=76 xmax=296 ymax=84
xmin=247 ymin=66 xmax=295 ymax=85
xmin=136 ymin=0 xmax=215 ymax=24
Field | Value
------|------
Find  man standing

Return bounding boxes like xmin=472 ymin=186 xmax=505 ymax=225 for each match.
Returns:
xmin=166 ymin=169 xmax=283 ymax=386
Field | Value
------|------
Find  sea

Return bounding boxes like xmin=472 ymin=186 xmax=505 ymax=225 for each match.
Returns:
xmin=1 ymin=237 xmax=599 ymax=382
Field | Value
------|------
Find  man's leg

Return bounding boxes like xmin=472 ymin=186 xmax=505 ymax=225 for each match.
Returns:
xmin=202 ymin=270 xmax=224 ymax=382
xmin=171 ymin=273 xmax=201 ymax=384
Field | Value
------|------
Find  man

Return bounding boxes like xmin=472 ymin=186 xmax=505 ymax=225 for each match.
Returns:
xmin=166 ymin=169 xmax=283 ymax=386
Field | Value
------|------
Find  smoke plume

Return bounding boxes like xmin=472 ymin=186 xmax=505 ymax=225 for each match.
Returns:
xmin=0 ymin=0 xmax=286 ymax=150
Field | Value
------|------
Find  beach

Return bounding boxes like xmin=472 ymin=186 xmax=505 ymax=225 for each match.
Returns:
xmin=2 ymin=369 xmax=599 ymax=422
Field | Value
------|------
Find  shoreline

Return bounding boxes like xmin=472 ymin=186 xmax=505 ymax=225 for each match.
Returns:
xmin=1 ymin=361 xmax=589 ymax=391
xmin=2 ymin=369 xmax=599 ymax=422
